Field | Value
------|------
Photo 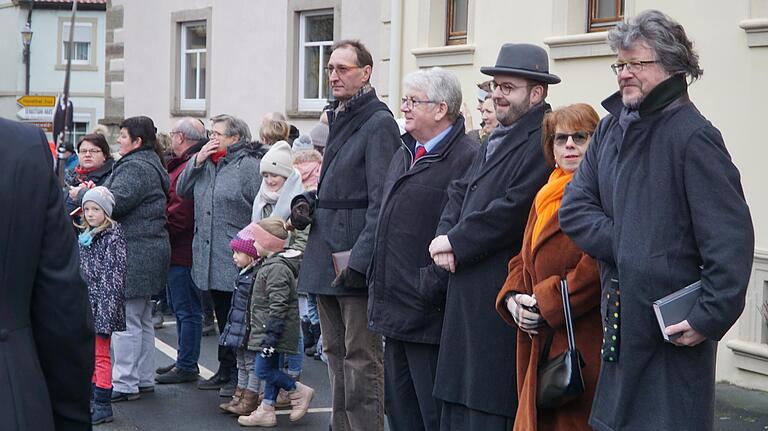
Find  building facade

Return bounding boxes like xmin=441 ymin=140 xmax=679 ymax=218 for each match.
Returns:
xmin=110 ymin=0 xmax=768 ymax=391
xmin=0 ymin=0 xmax=106 ymax=142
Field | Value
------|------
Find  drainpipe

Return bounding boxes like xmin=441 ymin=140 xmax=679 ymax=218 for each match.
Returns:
xmin=387 ymin=0 xmax=402 ymax=114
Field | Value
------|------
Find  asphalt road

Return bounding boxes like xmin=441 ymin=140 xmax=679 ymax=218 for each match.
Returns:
xmin=101 ymin=318 xmax=768 ymax=430
xmin=102 ymin=319 xmax=334 ymax=431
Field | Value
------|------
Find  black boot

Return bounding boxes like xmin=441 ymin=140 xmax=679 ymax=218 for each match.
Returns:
xmin=91 ymin=387 xmax=113 ymax=425
xmin=301 ymin=320 xmax=314 ymax=350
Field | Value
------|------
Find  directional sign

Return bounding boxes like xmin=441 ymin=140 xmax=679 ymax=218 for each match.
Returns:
xmin=17 ymin=106 xmax=55 ymax=121
xmin=17 ymin=95 xmax=56 ymax=107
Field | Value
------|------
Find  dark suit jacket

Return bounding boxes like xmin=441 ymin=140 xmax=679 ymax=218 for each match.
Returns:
xmin=0 ymin=118 xmax=94 ymax=430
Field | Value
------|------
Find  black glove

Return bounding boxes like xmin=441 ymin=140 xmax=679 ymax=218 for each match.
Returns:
xmin=260 ymin=318 xmax=286 ymax=358
xmin=290 ymin=191 xmax=317 ymax=230
xmin=331 ymin=267 xmax=367 ymax=289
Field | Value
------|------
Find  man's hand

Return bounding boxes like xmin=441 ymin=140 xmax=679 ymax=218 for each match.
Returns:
xmin=429 ymin=235 xmax=453 ymax=257
xmin=433 ymin=252 xmax=457 ymax=273
xmin=331 ymin=267 xmax=366 ymax=289
xmin=195 ymin=140 xmax=220 ymax=166
xmin=665 ymin=319 xmax=706 ymax=346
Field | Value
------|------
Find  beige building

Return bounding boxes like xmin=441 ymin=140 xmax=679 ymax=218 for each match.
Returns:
xmin=385 ymin=0 xmax=768 ymax=392
xmin=111 ymin=0 xmax=767 ymax=391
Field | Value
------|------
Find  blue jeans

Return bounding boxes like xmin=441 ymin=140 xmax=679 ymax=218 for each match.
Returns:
xmin=306 ymin=294 xmax=320 ymax=325
xmin=280 ymin=335 xmax=304 ymax=377
xmin=255 ymin=353 xmax=297 ymax=405
xmin=167 ymin=265 xmax=202 ymax=372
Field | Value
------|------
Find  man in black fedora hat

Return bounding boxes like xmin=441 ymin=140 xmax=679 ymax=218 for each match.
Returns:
xmin=427 ymin=43 xmax=559 ymax=429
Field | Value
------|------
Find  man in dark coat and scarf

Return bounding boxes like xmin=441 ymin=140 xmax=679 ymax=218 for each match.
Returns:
xmin=427 ymin=43 xmax=559 ymax=430
xmin=292 ymin=39 xmax=401 ymax=431
xmin=559 ymin=10 xmax=754 ymax=431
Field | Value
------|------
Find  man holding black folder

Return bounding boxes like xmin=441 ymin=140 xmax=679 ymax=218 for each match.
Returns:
xmin=559 ymin=10 xmax=754 ymax=431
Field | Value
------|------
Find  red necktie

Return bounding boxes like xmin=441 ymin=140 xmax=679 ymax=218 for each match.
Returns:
xmin=413 ymin=146 xmax=427 ymax=165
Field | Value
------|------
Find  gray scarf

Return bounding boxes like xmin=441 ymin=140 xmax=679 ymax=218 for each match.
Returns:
xmin=251 ymin=169 xmax=306 ymax=222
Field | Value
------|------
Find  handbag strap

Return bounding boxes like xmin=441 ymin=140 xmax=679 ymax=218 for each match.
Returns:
xmin=560 ymin=279 xmax=577 ymax=350
xmin=540 ymin=279 xmax=577 ymax=362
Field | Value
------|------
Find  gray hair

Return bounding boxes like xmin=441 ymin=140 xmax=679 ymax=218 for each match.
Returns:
xmin=176 ymin=118 xmax=207 ymax=142
xmin=403 ymin=67 xmax=463 ymax=120
xmin=210 ymin=114 xmax=252 ymax=142
xmin=607 ymin=9 xmax=702 ymax=80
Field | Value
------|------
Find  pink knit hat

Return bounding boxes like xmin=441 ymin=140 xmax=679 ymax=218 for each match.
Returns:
xmin=230 ymin=224 xmax=259 ymax=258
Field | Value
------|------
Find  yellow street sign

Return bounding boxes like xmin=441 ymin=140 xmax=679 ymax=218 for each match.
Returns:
xmin=16 ymin=95 xmax=56 ymax=107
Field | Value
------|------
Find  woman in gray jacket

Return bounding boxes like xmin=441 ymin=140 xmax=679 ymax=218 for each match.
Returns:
xmin=176 ymin=114 xmax=264 ymax=394
xmin=106 ymin=116 xmax=171 ymax=401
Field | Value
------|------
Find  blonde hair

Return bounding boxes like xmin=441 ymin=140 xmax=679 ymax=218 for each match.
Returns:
xmin=74 ymin=213 xmax=117 ymax=235
xmin=259 ymin=120 xmax=290 ymax=145
xmin=256 ymin=217 xmax=289 ymax=240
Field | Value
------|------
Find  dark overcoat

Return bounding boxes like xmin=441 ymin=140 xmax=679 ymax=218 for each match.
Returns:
xmin=0 ymin=118 xmax=94 ymax=430
xmin=367 ymin=117 xmax=477 ymax=344
xmin=559 ymin=74 xmax=754 ymax=431
xmin=103 ymin=146 xmax=171 ymax=299
xmin=79 ymin=224 xmax=128 ymax=335
xmin=176 ymin=140 xmax=263 ymax=292
xmin=433 ymin=102 xmax=552 ymax=418
xmin=495 ymin=208 xmax=601 ymax=431
xmin=298 ymin=89 xmax=401 ymax=296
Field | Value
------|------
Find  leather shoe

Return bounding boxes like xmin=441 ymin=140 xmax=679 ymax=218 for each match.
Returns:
xmin=111 ymin=390 xmax=140 ymax=402
xmin=197 ymin=370 xmax=230 ymax=390
xmin=155 ymin=363 xmax=174 ymax=375
xmin=155 ymin=367 xmax=199 ymax=384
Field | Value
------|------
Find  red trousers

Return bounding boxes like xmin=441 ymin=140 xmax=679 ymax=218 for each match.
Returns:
xmin=93 ymin=335 xmax=112 ymax=389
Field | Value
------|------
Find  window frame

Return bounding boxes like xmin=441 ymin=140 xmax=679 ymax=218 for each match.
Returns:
xmin=587 ymin=0 xmax=624 ymax=33
xmin=56 ymin=17 xmax=98 ymax=71
xmin=179 ymin=21 xmax=207 ymax=112
xmin=297 ymin=9 xmax=334 ymax=112
xmin=446 ymin=0 xmax=468 ymax=45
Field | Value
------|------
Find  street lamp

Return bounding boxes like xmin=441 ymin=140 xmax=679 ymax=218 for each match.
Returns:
xmin=21 ymin=22 xmax=33 ymax=95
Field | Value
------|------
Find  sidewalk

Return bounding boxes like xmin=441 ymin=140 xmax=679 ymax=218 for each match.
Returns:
xmin=715 ymin=383 xmax=768 ymax=430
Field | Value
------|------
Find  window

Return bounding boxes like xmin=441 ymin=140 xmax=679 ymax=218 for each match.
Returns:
xmin=57 ymin=17 xmax=98 ymax=70
xmin=180 ymin=21 xmax=207 ymax=111
xmin=588 ymin=0 xmax=624 ymax=32
xmin=72 ymin=122 xmax=88 ymax=147
xmin=298 ymin=10 xmax=334 ymax=111
xmin=446 ymin=0 xmax=468 ymax=45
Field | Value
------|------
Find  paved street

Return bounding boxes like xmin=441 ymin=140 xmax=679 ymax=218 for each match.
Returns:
xmin=102 ymin=318 xmax=768 ymax=431
xmin=102 ymin=319 xmax=334 ymax=430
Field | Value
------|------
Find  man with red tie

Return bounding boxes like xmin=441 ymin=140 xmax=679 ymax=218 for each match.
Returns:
xmin=367 ymin=67 xmax=477 ymax=431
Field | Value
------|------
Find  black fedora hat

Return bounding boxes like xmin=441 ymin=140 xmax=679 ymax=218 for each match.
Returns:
xmin=480 ymin=43 xmax=561 ymax=84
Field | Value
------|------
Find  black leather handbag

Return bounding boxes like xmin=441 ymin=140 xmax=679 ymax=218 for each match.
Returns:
xmin=536 ymin=278 xmax=586 ymax=409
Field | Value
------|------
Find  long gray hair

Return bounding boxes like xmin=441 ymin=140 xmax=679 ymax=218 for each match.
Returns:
xmin=607 ymin=10 xmax=703 ymax=81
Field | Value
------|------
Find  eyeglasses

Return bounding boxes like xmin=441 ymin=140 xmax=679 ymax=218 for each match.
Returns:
xmin=78 ymin=148 xmax=102 ymax=155
xmin=553 ymin=132 xmax=590 ymax=146
xmin=400 ymin=97 xmax=440 ymax=109
xmin=610 ymin=60 xmax=658 ymax=75
xmin=323 ymin=65 xmax=361 ymax=76
xmin=490 ymin=81 xmax=534 ymax=96
xmin=210 ymin=130 xmax=229 ymax=138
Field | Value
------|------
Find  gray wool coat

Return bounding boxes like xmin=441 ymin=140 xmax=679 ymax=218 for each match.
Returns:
xmin=176 ymin=140 xmax=263 ymax=292
xmin=103 ymin=146 xmax=171 ymax=299
xmin=298 ymin=89 xmax=401 ymax=296
xmin=560 ymin=74 xmax=754 ymax=431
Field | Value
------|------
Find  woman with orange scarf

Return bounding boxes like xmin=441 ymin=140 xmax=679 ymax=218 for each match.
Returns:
xmin=495 ymin=103 xmax=602 ymax=431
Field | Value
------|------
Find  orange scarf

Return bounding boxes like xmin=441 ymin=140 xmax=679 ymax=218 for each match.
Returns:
xmin=531 ymin=167 xmax=573 ymax=248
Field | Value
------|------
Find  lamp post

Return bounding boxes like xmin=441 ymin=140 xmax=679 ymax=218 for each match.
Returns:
xmin=21 ymin=22 xmax=33 ymax=95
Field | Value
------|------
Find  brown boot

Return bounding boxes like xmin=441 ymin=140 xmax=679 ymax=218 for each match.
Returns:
xmin=218 ymin=387 xmax=244 ymax=413
xmin=237 ymin=402 xmax=277 ymax=427
xmin=227 ymin=389 xmax=259 ymax=415
xmin=288 ymin=382 xmax=315 ymax=422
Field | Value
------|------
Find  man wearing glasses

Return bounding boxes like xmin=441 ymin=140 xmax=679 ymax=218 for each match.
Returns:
xmin=560 ymin=10 xmax=753 ymax=431
xmin=427 ymin=43 xmax=559 ymax=429
xmin=292 ymin=39 xmax=400 ymax=431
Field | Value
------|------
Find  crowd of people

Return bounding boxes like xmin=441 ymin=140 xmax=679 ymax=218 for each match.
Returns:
xmin=3 ymin=9 xmax=756 ymax=431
